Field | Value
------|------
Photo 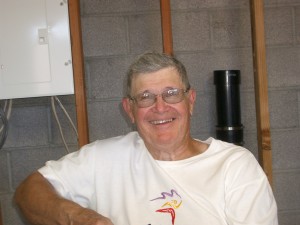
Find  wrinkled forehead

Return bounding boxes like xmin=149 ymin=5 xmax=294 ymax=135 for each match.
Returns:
xmin=130 ymin=67 xmax=184 ymax=93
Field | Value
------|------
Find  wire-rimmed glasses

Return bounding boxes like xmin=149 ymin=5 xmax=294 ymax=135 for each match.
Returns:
xmin=129 ymin=86 xmax=190 ymax=108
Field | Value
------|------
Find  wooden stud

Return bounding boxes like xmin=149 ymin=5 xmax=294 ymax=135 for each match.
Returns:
xmin=68 ymin=0 xmax=90 ymax=147
xmin=160 ymin=0 xmax=173 ymax=55
xmin=249 ymin=0 xmax=273 ymax=186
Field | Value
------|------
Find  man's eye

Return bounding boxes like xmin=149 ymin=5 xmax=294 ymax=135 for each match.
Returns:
xmin=138 ymin=93 xmax=152 ymax=101
xmin=165 ymin=89 xmax=179 ymax=97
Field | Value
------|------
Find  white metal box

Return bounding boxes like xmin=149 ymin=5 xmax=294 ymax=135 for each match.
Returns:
xmin=0 ymin=0 xmax=74 ymax=99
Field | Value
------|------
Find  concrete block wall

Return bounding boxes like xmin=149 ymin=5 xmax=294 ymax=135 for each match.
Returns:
xmin=0 ymin=0 xmax=299 ymax=224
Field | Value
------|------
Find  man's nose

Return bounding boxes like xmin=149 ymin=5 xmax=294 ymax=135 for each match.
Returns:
xmin=153 ymin=95 xmax=168 ymax=111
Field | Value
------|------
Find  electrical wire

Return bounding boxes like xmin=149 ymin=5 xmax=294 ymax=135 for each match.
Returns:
xmin=0 ymin=99 xmax=12 ymax=133
xmin=0 ymin=99 xmax=12 ymax=150
xmin=4 ymin=99 xmax=12 ymax=121
xmin=51 ymin=96 xmax=78 ymax=153
xmin=0 ymin=97 xmax=77 ymax=152
xmin=54 ymin=96 xmax=78 ymax=137
xmin=0 ymin=108 xmax=8 ymax=149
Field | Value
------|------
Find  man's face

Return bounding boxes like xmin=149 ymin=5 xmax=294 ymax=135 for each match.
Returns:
xmin=123 ymin=67 xmax=196 ymax=151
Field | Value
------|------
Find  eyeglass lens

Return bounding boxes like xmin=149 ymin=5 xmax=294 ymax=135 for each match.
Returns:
xmin=133 ymin=88 xmax=188 ymax=108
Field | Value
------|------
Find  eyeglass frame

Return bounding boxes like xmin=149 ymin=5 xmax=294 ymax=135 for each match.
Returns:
xmin=128 ymin=85 xmax=191 ymax=108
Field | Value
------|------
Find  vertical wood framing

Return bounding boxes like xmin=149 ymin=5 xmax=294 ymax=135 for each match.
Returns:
xmin=160 ymin=0 xmax=173 ymax=55
xmin=68 ymin=0 xmax=90 ymax=147
xmin=249 ymin=0 xmax=273 ymax=186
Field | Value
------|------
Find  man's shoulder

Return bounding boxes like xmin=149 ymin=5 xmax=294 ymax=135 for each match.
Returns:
xmin=203 ymin=137 xmax=255 ymax=162
xmin=96 ymin=131 xmax=140 ymax=146
xmin=83 ymin=131 xmax=143 ymax=155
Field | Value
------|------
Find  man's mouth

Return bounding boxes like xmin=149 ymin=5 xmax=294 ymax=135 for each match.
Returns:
xmin=150 ymin=118 xmax=175 ymax=125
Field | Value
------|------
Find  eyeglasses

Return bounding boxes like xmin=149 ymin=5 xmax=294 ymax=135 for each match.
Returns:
xmin=129 ymin=87 xmax=190 ymax=108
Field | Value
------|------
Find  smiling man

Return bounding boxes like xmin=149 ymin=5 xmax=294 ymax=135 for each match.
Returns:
xmin=14 ymin=52 xmax=278 ymax=225
xmin=122 ymin=60 xmax=206 ymax=161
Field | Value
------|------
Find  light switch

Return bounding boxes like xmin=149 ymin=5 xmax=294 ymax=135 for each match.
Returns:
xmin=38 ymin=28 xmax=48 ymax=44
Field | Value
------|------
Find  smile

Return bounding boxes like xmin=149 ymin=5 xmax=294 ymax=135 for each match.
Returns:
xmin=150 ymin=118 xmax=174 ymax=125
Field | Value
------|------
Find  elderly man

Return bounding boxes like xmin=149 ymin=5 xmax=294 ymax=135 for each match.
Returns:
xmin=14 ymin=52 xmax=278 ymax=225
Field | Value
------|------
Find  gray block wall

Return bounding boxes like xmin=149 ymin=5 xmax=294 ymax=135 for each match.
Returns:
xmin=0 ymin=0 xmax=299 ymax=224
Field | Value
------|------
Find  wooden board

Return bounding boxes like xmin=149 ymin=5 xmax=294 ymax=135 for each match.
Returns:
xmin=68 ymin=0 xmax=90 ymax=147
xmin=160 ymin=0 xmax=173 ymax=55
xmin=249 ymin=0 xmax=273 ymax=186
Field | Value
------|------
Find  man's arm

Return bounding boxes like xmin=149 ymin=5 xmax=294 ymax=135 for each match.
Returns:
xmin=14 ymin=171 xmax=113 ymax=225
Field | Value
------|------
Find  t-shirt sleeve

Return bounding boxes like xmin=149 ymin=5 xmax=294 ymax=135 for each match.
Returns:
xmin=224 ymin=152 xmax=278 ymax=225
xmin=38 ymin=142 xmax=98 ymax=208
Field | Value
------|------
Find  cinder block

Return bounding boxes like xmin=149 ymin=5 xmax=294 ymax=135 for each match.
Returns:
xmin=265 ymin=0 xmax=300 ymax=4
xmin=267 ymin=47 xmax=300 ymax=88
xmin=273 ymin=171 xmax=300 ymax=211
xmin=87 ymin=56 xmax=135 ymax=99
xmin=175 ymin=52 xmax=216 ymax=93
xmin=272 ymin=129 xmax=300 ymax=170
xmin=128 ymin=13 xmax=163 ymax=54
xmin=296 ymin=6 xmax=300 ymax=44
xmin=211 ymin=9 xmax=252 ymax=48
xmin=82 ymin=0 xmax=159 ymax=15
xmin=0 ymin=152 xmax=9 ymax=192
xmin=176 ymin=49 xmax=254 ymax=93
xmin=0 ymin=194 xmax=25 ymax=225
xmin=298 ymin=91 xmax=300 ymax=127
xmin=10 ymin=146 xmax=68 ymax=189
xmin=4 ymin=106 xmax=48 ymax=148
xmin=171 ymin=0 xmax=248 ymax=9
xmin=264 ymin=7 xmax=294 ymax=46
xmin=81 ymin=16 xmax=128 ymax=57
xmin=269 ymin=90 xmax=298 ymax=129
xmin=191 ymin=92 xmax=216 ymax=134
xmin=278 ymin=210 xmax=300 ymax=225
xmin=172 ymin=12 xmax=210 ymax=51
xmin=208 ymin=49 xmax=254 ymax=91
xmin=49 ymin=103 xmax=78 ymax=145
xmin=240 ymin=91 xmax=257 ymax=131
xmin=12 ymin=96 xmax=49 ymax=106
xmin=242 ymin=131 xmax=259 ymax=158
xmin=87 ymin=101 xmax=133 ymax=142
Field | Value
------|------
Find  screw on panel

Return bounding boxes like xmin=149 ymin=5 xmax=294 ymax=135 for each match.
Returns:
xmin=60 ymin=0 xmax=67 ymax=6
xmin=64 ymin=60 xmax=72 ymax=66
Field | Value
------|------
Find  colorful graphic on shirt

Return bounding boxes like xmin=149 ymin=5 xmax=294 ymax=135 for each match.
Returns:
xmin=150 ymin=189 xmax=182 ymax=225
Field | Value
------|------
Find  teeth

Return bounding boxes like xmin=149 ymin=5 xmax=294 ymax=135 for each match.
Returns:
xmin=150 ymin=118 xmax=173 ymax=125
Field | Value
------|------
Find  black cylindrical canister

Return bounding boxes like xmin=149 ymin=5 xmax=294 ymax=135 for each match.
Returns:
xmin=214 ymin=70 xmax=244 ymax=145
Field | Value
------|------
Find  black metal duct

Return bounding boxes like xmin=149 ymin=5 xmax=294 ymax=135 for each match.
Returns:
xmin=214 ymin=70 xmax=243 ymax=146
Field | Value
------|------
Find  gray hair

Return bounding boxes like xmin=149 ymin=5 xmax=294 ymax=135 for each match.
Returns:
xmin=125 ymin=51 xmax=191 ymax=97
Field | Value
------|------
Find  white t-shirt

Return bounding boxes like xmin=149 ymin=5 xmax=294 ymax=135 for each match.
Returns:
xmin=39 ymin=131 xmax=278 ymax=225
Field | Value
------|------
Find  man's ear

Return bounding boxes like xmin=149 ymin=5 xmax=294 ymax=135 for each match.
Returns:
xmin=188 ymin=89 xmax=196 ymax=116
xmin=122 ymin=98 xmax=135 ymax=123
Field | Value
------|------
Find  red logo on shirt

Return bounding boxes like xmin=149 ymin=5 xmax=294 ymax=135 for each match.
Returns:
xmin=150 ymin=189 xmax=182 ymax=225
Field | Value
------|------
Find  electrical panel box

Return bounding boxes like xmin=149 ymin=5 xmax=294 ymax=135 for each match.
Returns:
xmin=0 ymin=0 xmax=74 ymax=100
